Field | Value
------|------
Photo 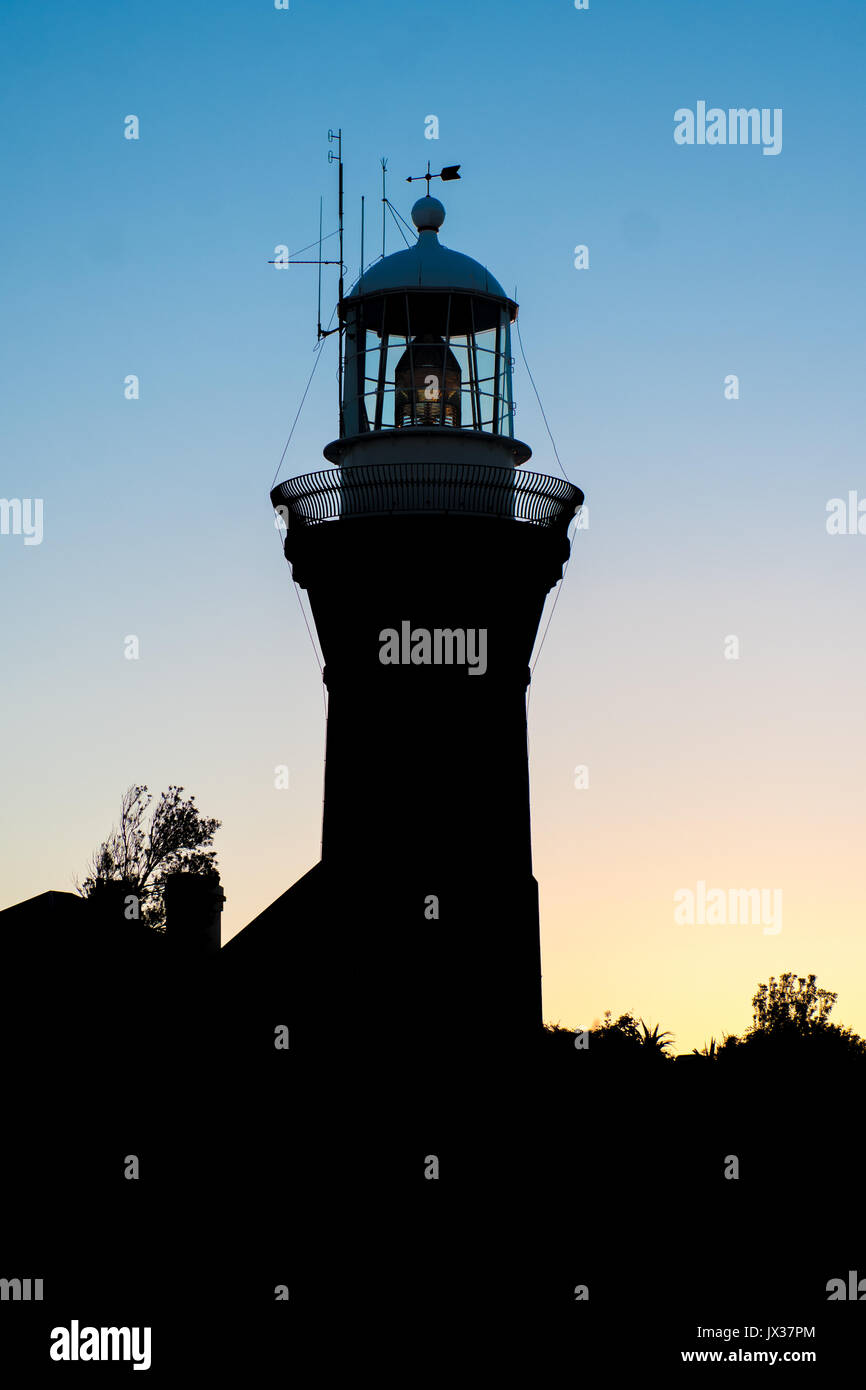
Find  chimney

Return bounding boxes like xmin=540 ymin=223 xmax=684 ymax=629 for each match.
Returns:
xmin=164 ymin=873 xmax=224 ymax=956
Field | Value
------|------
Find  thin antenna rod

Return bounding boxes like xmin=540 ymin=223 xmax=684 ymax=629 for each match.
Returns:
xmin=317 ymin=196 xmax=323 ymax=338
xmin=360 ymin=195 xmax=365 ymax=293
xmin=328 ymin=128 xmax=345 ymax=434
xmin=337 ymin=130 xmax=344 ymax=435
xmin=381 ymin=157 xmax=388 ymax=259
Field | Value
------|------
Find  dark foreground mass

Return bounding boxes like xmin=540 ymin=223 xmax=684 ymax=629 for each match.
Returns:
xmin=2 ymin=900 xmax=862 ymax=1377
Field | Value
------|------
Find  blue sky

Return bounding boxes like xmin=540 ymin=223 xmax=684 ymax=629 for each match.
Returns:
xmin=2 ymin=0 xmax=865 ymax=1050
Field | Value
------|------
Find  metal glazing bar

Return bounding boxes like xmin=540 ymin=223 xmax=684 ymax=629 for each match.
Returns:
xmin=374 ymin=332 xmax=388 ymax=431
xmin=468 ymin=299 xmax=482 ymax=429
xmin=405 ymin=294 xmax=416 ymax=426
xmin=442 ymin=293 xmax=452 ymax=426
xmin=491 ymin=319 xmax=501 ymax=435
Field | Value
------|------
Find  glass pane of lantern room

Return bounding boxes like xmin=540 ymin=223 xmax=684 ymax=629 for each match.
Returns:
xmin=474 ymin=325 xmax=498 ymax=432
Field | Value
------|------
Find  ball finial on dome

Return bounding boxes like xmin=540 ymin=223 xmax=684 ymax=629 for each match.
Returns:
xmin=411 ymin=196 xmax=446 ymax=232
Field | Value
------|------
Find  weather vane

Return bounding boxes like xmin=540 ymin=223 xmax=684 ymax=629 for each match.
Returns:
xmin=406 ymin=161 xmax=461 ymax=195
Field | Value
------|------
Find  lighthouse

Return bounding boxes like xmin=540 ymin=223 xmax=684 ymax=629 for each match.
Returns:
xmin=226 ymin=192 xmax=582 ymax=1081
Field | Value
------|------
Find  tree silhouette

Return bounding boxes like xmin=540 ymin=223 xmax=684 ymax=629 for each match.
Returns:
xmin=750 ymin=972 xmax=836 ymax=1035
xmin=716 ymin=972 xmax=866 ymax=1064
xmin=77 ymin=784 xmax=221 ymax=931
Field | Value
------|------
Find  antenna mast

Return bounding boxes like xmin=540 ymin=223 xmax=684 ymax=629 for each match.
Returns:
xmin=316 ymin=196 xmax=324 ymax=339
xmin=328 ymin=128 xmax=344 ymax=436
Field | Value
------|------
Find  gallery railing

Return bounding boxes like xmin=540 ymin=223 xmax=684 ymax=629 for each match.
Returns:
xmin=271 ymin=462 xmax=582 ymax=537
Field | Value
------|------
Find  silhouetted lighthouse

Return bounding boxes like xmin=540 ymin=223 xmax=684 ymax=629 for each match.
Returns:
xmin=228 ymin=193 xmax=581 ymax=1071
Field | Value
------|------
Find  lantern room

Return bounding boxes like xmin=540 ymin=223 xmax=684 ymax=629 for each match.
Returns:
xmin=339 ymin=196 xmax=517 ymax=439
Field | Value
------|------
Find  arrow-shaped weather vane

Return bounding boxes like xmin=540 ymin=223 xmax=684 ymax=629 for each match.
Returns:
xmin=406 ymin=161 xmax=461 ymax=195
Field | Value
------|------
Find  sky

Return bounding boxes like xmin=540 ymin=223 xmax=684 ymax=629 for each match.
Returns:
xmin=2 ymin=0 xmax=865 ymax=1054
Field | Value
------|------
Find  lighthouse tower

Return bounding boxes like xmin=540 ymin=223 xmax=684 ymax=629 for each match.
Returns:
xmin=227 ymin=194 xmax=582 ymax=1079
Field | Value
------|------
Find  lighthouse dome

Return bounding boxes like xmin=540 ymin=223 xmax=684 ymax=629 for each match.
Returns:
xmin=346 ymin=197 xmax=510 ymax=303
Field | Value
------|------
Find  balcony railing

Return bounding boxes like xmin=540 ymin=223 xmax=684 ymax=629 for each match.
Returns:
xmin=271 ymin=462 xmax=582 ymax=535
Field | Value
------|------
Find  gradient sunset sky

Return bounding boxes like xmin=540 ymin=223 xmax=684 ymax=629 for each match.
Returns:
xmin=2 ymin=0 xmax=865 ymax=1053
